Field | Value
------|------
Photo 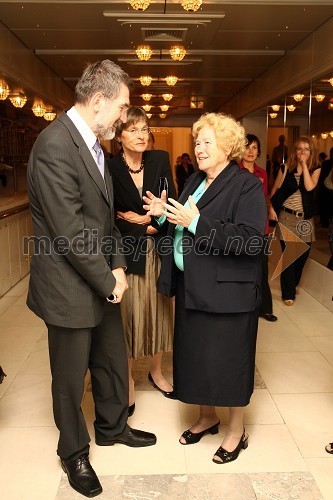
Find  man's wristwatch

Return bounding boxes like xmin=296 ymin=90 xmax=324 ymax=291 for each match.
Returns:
xmin=106 ymin=293 xmax=117 ymax=303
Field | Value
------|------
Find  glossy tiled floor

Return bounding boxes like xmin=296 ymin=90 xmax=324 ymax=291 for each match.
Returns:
xmin=0 ymin=274 xmax=332 ymax=499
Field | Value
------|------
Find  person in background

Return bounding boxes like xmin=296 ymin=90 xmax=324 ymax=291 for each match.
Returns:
xmin=269 ymin=136 xmax=321 ymax=305
xmin=27 ymin=61 xmax=156 ymax=498
xmin=318 ymin=152 xmax=327 ymax=165
xmin=239 ymin=134 xmax=277 ymax=322
xmin=323 ymin=165 xmax=333 ymax=270
xmin=176 ymin=152 xmax=195 ymax=196
xmin=144 ymin=112 xmax=266 ymax=464
xmin=108 ymin=106 xmax=177 ymax=417
xmin=317 ymin=147 xmax=333 ymax=227
xmin=272 ymin=134 xmax=288 ymax=180
xmin=146 ymin=131 xmax=155 ymax=150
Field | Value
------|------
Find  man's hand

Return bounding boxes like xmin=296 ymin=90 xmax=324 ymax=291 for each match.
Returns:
xmin=110 ymin=267 xmax=128 ymax=303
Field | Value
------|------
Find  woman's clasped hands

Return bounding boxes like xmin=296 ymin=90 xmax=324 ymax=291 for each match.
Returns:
xmin=143 ymin=190 xmax=199 ymax=228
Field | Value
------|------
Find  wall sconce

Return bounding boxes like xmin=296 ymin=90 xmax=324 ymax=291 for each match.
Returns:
xmin=130 ymin=0 xmax=151 ymax=10
xmin=160 ymin=105 xmax=169 ymax=112
xmin=142 ymin=93 xmax=152 ymax=101
xmin=269 ymin=113 xmax=278 ymax=119
xmin=136 ymin=46 xmax=153 ymax=61
xmin=140 ymin=76 xmax=152 ymax=86
xmin=0 ymin=79 xmax=10 ymax=100
xmin=293 ymin=94 xmax=304 ymax=102
xmin=169 ymin=46 xmax=186 ymax=61
xmin=181 ymin=0 xmax=203 ymax=12
xmin=165 ymin=76 xmax=178 ymax=86
xmin=9 ymin=92 xmax=27 ymax=108
xmin=271 ymin=105 xmax=280 ymax=112
xmin=142 ymin=104 xmax=152 ymax=112
xmin=287 ymin=104 xmax=296 ymax=112
xmin=44 ymin=111 xmax=57 ymax=121
xmin=162 ymin=93 xmax=173 ymax=101
xmin=314 ymin=94 xmax=325 ymax=102
xmin=159 ymin=113 xmax=166 ymax=119
xmin=32 ymin=103 xmax=46 ymax=117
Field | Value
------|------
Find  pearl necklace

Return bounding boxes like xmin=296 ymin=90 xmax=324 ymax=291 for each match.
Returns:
xmin=122 ymin=152 xmax=144 ymax=174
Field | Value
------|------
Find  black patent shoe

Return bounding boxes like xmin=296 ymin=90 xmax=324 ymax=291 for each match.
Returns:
xmin=60 ymin=453 xmax=102 ymax=497
xmin=179 ymin=421 xmax=220 ymax=445
xmin=128 ymin=403 xmax=135 ymax=417
xmin=261 ymin=313 xmax=278 ymax=322
xmin=325 ymin=442 xmax=333 ymax=454
xmin=213 ymin=429 xmax=248 ymax=464
xmin=148 ymin=372 xmax=177 ymax=399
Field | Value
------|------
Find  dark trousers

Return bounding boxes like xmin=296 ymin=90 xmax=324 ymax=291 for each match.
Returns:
xmin=47 ymin=303 xmax=129 ymax=460
xmin=259 ymin=236 xmax=273 ymax=315
xmin=279 ymin=240 xmax=311 ymax=300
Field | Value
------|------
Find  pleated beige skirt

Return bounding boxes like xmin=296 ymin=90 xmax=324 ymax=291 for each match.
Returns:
xmin=120 ymin=239 xmax=174 ymax=359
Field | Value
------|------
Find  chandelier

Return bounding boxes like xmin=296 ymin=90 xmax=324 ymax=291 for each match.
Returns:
xmin=170 ymin=46 xmax=186 ymax=61
xmin=159 ymin=113 xmax=166 ymax=119
xmin=271 ymin=105 xmax=280 ymax=112
xmin=0 ymin=79 xmax=10 ymax=100
xmin=321 ymin=132 xmax=328 ymax=140
xmin=140 ymin=75 xmax=152 ymax=86
xmin=160 ymin=105 xmax=169 ymax=112
xmin=32 ymin=103 xmax=46 ymax=117
xmin=162 ymin=93 xmax=173 ymax=101
xmin=181 ymin=0 xmax=202 ymax=12
xmin=130 ymin=0 xmax=151 ymax=10
xmin=287 ymin=104 xmax=296 ymax=112
xmin=165 ymin=76 xmax=178 ymax=86
xmin=44 ymin=111 xmax=57 ymax=121
xmin=146 ymin=113 xmax=152 ymax=119
xmin=142 ymin=93 xmax=153 ymax=101
xmin=329 ymin=78 xmax=333 ymax=87
xmin=136 ymin=46 xmax=153 ymax=61
xmin=269 ymin=113 xmax=277 ymax=119
xmin=293 ymin=93 xmax=304 ymax=102
xmin=314 ymin=94 xmax=325 ymax=102
xmin=142 ymin=104 xmax=152 ymax=112
xmin=9 ymin=92 xmax=27 ymax=108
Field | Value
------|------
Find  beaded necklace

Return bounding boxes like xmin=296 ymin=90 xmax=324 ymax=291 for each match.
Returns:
xmin=122 ymin=152 xmax=144 ymax=174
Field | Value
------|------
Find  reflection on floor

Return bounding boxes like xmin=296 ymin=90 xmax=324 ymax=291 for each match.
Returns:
xmin=1 ymin=274 xmax=333 ymax=499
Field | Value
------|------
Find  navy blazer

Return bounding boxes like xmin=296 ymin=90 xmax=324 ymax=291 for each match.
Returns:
xmin=157 ymin=161 xmax=267 ymax=314
xmin=108 ymin=149 xmax=176 ymax=274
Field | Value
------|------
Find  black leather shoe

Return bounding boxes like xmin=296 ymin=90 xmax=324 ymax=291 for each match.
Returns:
xmin=60 ymin=453 xmax=102 ymax=498
xmin=128 ymin=403 xmax=135 ymax=417
xmin=261 ymin=313 xmax=278 ymax=322
xmin=96 ymin=427 xmax=157 ymax=447
xmin=148 ymin=372 xmax=177 ymax=399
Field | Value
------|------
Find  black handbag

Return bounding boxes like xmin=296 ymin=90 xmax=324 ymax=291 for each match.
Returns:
xmin=0 ymin=365 xmax=6 ymax=384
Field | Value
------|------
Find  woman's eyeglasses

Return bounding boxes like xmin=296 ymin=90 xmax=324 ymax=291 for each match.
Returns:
xmin=296 ymin=147 xmax=311 ymax=153
xmin=124 ymin=127 xmax=150 ymax=136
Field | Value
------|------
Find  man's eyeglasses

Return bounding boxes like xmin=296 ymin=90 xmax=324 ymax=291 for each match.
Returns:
xmin=124 ymin=127 xmax=150 ymax=136
xmin=296 ymin=147 xmax=311 ymax=153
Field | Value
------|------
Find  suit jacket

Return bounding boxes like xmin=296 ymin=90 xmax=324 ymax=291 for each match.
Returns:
xmin=176 ymin=162 xmax=195 ymax=195
xmin=157 ymin=161 xmax=267 ymax=314
xmin=27 ymin=112 xmax=126 ymax=328
xmin=108 ymin=149 xmax=176 ymax=274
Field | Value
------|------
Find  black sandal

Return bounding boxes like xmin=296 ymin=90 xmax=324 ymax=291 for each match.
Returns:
xmin=325 ymin=442 xmax=333 ymax=454
xmin=213 ymin=429 xmax=248 ymax=464
xmin=179 ymin=421 xmax=220 ymax=445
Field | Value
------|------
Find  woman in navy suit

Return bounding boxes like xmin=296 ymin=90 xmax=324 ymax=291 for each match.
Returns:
xmin=144 ymin=113 xmax=266 ymax=464
xmin=108 ymin=107 xmax=177 ymax=415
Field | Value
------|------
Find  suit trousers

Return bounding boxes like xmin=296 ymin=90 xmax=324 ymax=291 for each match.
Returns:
xmin=279 ymin=240 xmax=311 ymax=300
xmin=47 ymin=302 xmax=129 ymax=460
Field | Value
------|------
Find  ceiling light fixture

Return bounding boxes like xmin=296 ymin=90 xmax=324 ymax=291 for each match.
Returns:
xmin=159 ymin=113 xmax=166 ymax=119
xmin=321 ymin=132 xmax=328 ymax=139
xmin=181 ymin=0 xmax=203 ymax=12
xmin=271 ymin=105 xmax=280 ymax=112
xmin=160 ymin=105 xmax=169 ymax=112
xmin=314 ymin=94 xmax=325 ymax=102
xmin=140 ymin=75 xmax=152 ymax=86
xmin=162 ymin=93 xmax=173 ymax=101
xmin=0 ymin=79 xmax=10 ymax=100
xmin=32 ymin=103 xmax=46 ymax=117
xmin=146 ymin=113 xmax=152 ymax=119
xmin=329 ymin=78 xmax=333 ymax=87
xmin=287 ymin=104 xmax=296 ymax=112
xmin=170 ymin=46 xmax=186 ymax=61
xmin=142 ymin=104 xmax=152 ymax=112
xmin=136 ymin=45 xmax=153 ymax=61
xmin=330 ymin=131 xmax=333 ymax=138
xmin=269 ymin=112 xmax=277 ymax=119
xmin=44 ymin=111 xmax=57 ymax=121
xmin=9 ymin=92 xmax=27 ymax=108
xmin=130 ymin=0 xmax=151 ymax=11
xmin=142 ymin=93 xmax=153 ymax=101
xmin=293 ymin=93 xmax=304 ymax=102
xmin=165 ymin=76 xmax=178 ymax=86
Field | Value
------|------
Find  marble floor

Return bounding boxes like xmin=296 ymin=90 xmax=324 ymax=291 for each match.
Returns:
xmin=0 ymin=274 xmax=333 ymax=499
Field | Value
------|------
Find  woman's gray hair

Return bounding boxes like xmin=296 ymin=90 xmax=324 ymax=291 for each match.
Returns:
xmin=75 ymin=60 xmax=133 ymax=104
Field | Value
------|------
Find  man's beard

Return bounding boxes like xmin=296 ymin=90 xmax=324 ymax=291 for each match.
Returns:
xmin=96 ymin=124 xmax=116 ymax=141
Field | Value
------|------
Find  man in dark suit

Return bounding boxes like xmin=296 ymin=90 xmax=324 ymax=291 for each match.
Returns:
xmin=27 ymin=60 xmax=156 ymax=498
xmin=176 ymin=152 xmax=195 ymax=196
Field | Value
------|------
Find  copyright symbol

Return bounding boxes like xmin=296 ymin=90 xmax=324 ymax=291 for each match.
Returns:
xmin=296 ymin=220 xmax=312 ymax=236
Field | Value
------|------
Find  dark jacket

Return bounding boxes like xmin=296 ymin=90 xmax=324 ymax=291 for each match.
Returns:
xmin=157 ymin=161 xmax=267 ymax=314
xmin=108 ymin=149 xmax=176 ymax=274
xmin=176 ymin=162 xmax=195 ymax=195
